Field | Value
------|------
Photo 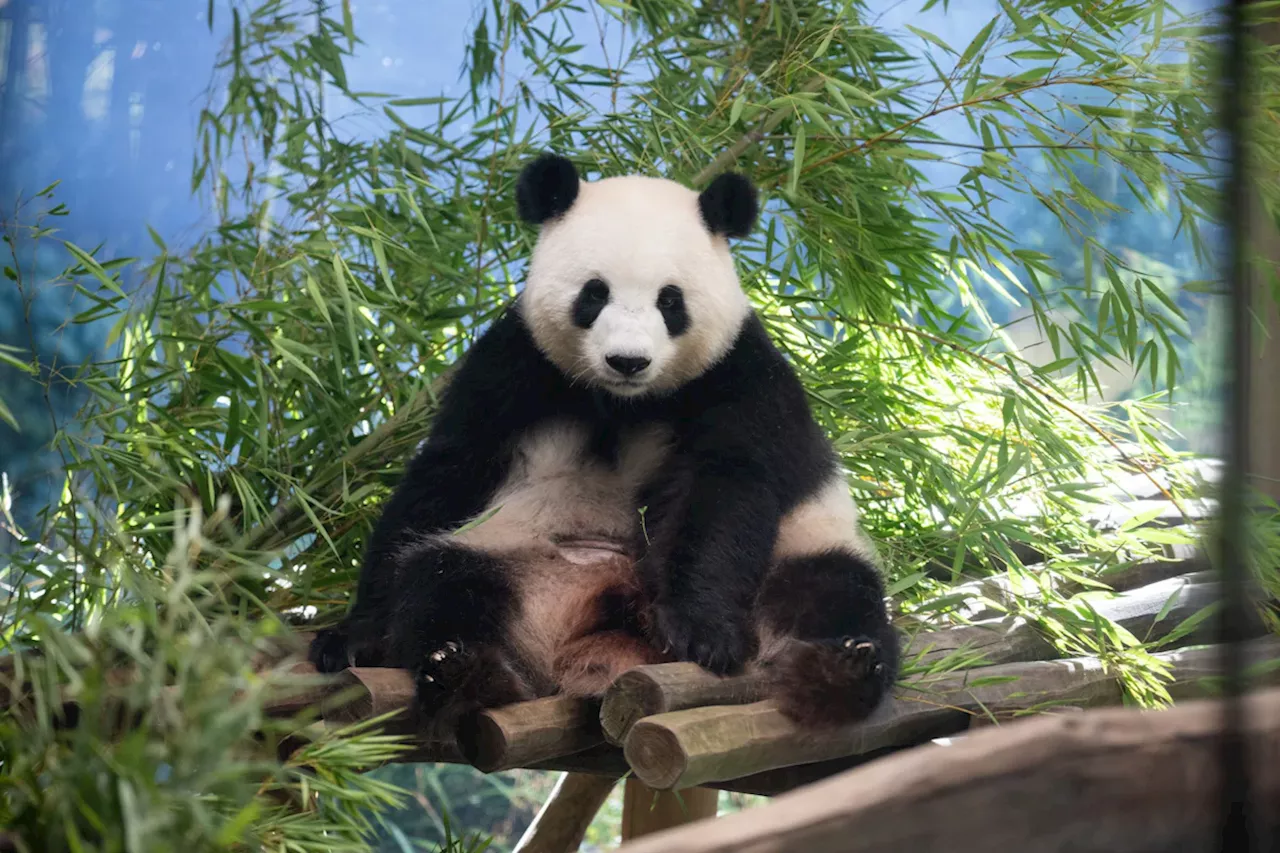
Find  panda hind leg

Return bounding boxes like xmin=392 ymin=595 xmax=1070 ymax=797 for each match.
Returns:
xmin=385 ymin=538 xmax=541 ymax=724
xmin=753 ymin=550 xmax=900 ymax=728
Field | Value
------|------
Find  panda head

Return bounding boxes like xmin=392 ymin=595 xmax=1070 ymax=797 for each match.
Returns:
xmin=515 ymin=154 xmax=758 ymax=398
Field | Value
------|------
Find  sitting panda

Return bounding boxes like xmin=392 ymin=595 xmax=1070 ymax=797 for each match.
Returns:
xmin=310 ymin=153 xmax=900 ymax=732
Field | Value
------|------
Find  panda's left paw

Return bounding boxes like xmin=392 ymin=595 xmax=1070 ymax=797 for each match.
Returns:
xmin=414 ymin=641 xmax=471 ymax=713
xmin=650 ymin=600 xmax=750 ymax=676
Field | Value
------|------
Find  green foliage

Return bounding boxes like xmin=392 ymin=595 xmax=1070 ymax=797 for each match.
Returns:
xmin=3 ymin=0 xmax=1278 ymax=850
xmin=0 ymin=498 xmax=412 ymax=851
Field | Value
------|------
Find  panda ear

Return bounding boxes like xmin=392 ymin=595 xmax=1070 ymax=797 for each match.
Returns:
xmin=698 ymin=172 xmax=758 ymax=240
xmin=516 ymin=154 xmax=581 ymax=225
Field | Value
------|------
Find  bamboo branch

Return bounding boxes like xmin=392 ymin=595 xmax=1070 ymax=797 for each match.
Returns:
xmin=692 ymin=77 xmax=827 ymax=185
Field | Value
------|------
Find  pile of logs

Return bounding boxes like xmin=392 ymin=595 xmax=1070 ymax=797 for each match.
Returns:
xmin=4 ymin=549 xmax=1275 ymax=799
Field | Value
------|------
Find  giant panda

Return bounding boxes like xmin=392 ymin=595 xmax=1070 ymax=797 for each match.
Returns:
xmin=310 ymin=153 xmax=901 ymax=734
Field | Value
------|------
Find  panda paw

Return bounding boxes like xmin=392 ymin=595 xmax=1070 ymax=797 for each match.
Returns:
xmin=309 ymin=627 xmax=351 ymax=673
xmin=765 ymin=634 xmax=894 ymax=728
xmin=414 ymin=641 xmax=472 ymax=712
xmin=650 ymin=600 xmax=750 ymax=676
xmin=310 ymin=623 xmax=388 ymax=673
xmin=834 ymin=636 xmax=886 ymax=680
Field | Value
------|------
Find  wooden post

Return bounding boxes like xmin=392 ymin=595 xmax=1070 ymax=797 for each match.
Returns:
xmin=512 ymin=772 xmax=619 ymax=853
xmin=620 ymin=777 xmax=719 ymax=841
xmin=1251 ymin=18 xmax=1280 ymax=505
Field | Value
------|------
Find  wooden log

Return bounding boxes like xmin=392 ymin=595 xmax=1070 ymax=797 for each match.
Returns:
xmin=614 ymin=685 xmax=1280 ymax=853
xmin=460 ymin=696 xmax=605 ymax=773
xmin=600 ymin=664 xmax=763 ymax=745
xmin=621 ymin=778 xmax=719 ymax=840
xmin=944 ymin=548 xmax=1206 ymax=622
xmin=622 ymin=636 xmax=1280 ymax=790
xmin=512 ymin=772 xmax=619 ymax=853
xmin=910 ymin=570 xmax=1246 ymax=669
xmin=321 ymin=667 xmax=416 ymax=723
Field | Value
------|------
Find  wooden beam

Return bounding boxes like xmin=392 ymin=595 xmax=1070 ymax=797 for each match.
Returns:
xmin=1248 ymin=14 xmax=1280 ymax=505
xmin=600 ymin=664 xmax=763 ymax=745
xmin=460 ymin=696 xmax=605 ymax=773
xmin=621 ymin=636 xmax=1280 ymax=790
xmin=512 ymin=772 xmax=619 ymax=853
xmin=614 ymin=685 xmax=1280 ymax=853
xmin=621 ymin=778 xmax=719 ymax=840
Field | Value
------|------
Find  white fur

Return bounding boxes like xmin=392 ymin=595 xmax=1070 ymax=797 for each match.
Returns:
xmin=774 ymin=468 xmax=881 ymax=567
xmin=446 ymin=421 xmax=674 ymax=678
xmin=449 ymin=419 xmax=672 ymax=555
xmin=519 ymin=174 xmax=751 ymax=397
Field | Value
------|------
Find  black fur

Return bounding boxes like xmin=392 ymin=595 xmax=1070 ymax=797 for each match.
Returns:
xmin=755 ymin=551 xmax=899 ymax=725
xmin=312 ymin=297 xmax=900 ymax=729
xmin=572 ymin=279 xmax=610 ymax=329
xmin=516 ymin=154 xmax=580 ymax=225
xmin=698 ymin=172 xmax=759 ymax=239
xmin=656 ymin=285 xmax=689 ymax=336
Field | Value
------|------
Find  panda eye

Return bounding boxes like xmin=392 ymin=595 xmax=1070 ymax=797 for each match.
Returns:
xmin=572 ymin=279 xmax=610 ymax=329
xmin=581 ymin=278 xmax=610 ymax=304
xmin=657 ymin=285 xmax=683 ymax=310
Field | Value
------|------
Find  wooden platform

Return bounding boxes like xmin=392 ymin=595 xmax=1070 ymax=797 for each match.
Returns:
xmin=3 ymin=550 xmax=1275 ymax=800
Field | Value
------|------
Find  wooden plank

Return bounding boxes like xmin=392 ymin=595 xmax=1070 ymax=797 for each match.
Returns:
xmin=600 ymin=664 xmax=763 ymax=746
xmin=461 ymin=696 xmax=605 ymax=773
xmin=948 ymin=550 xmax=1207 ymax=622
xmin=512 ymin=772 xmax=619 ymax=853
xmin=621 ymin=636 xmax=1280 ymax=790
xmin=614 ymin=685 xmax=1280 ymax=853
xmin=621 ymin=778 xmax=719 ymax=840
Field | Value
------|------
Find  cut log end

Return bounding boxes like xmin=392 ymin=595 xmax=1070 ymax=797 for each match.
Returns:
xmin=624 ymin=718 xmax=689 ymax=790
xmin=600 ymin=663 xmax=765 ymax=745
xmin=600 ymin=669 xmax=669 ymax=746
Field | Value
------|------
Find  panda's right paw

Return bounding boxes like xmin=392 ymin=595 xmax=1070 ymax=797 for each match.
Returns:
xmin=309 ymin=627 xmax=351 ymax=673
xmin=650 ymin=600 xmax=750 ymax=676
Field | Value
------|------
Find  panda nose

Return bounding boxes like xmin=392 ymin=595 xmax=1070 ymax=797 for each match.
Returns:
xmin=606 ymin=355 xmax=651 ymax=377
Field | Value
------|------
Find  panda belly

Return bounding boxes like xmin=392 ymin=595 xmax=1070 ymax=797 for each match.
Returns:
xmin=448 ymin=419 xmax=673 ymax=694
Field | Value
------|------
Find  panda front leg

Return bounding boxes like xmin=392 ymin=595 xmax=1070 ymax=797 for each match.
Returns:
xmin=636 ymin=461 xmax=780 ymax=675
xmin=752 ymin=548 xmax=900 ymax=727
xmin=385 ymin=537 xmax=541 ymax=720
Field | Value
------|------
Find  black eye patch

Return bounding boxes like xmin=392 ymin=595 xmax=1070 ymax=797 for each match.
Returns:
xmin=657 ymin=285 xmax=689 ymax=336
xmin=572 ymin=278 xmax=610 ymax=329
